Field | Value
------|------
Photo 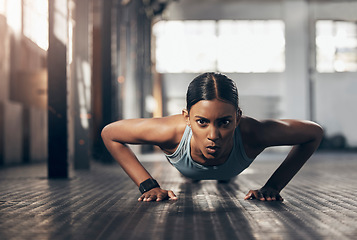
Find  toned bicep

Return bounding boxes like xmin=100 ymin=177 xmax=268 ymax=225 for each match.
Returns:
xmin=101 ymin=116 xmax=183 ymax=146
xmin=259 ymin=119 xmax=323 ymax=148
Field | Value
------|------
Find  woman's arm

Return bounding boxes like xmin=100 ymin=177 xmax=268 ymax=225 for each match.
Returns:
xmin=243 ymin=118 xmax=323 ymax=201
xmin=101 ymin=115 xmax=184 ymax=202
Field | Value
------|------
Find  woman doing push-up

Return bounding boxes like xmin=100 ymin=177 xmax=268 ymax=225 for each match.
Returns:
xmin=101 ymin=72 xmax=323 ymax=202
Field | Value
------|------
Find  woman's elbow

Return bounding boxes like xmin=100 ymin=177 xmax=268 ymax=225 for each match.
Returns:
xmin=101 ymin=124 xmax=112 ymax=142
xmin=312 ymin=122 xmax=324 ymax=143
xmin=101 ymin=121 xmax=127 ymax=144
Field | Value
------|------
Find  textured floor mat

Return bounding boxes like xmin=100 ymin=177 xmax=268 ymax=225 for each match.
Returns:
xmin=0 ymin=152 xmax=356 ymax=240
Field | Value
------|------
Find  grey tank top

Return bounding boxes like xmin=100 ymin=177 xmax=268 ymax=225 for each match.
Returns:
xmin=165 ymin=125 xmax=255 ymax=180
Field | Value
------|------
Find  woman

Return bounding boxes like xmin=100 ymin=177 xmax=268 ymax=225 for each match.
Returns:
xmin=101 ymin=72 xmax=323 ymax=202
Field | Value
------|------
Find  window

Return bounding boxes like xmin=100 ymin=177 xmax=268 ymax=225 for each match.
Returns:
xmin=153 ymin=20 xmax=285 ymax=73
xmin=5 ymin=0 xmax=22 ymax=34
xmin=0 ymin=0 xmax=5 ymax=15
xmin=23 ymin=0 xmax=49 ymax=50
xmin=217 ymin=20 xmax=285 ymax=73
xmin=153 ymin=20 xmax=217 ymax=73
xmin=316 ymin=20 xmax=357 ymax=72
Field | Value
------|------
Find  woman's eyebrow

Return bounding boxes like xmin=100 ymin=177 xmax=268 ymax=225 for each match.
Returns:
xmin=218 ymin=116 xmax=233 ymax=119
xmin=194 ymin=115 xmax=208 ymax=119
xmin=194 ymin=115 xmax=233 ymax=120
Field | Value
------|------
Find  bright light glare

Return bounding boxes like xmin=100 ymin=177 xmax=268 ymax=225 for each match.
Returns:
xmin=316 ymin=20 xmax=357 ymax=72
xmin=153 ymin=20 xmax=285 ymax=73
xmin=6 ymin=0 xmax=22 ymax=34
xmin=23 ymin=0 xmax=48 ymax=50
xmin=217 ymin=20 xmax=285 ymax=73
xmin=0 ymin=0 xmax=5 ymax=15
xmin=153 ymin=21 xmax=217 ymax=73
xmin=77 ymin=59 xmax=91 ymax=129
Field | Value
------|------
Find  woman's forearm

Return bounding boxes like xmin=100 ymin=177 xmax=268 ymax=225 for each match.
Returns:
xmin=263 ymin=137 xmax=321 ymax=192
xmin=102 ymin=136 xmax=153 ymax=187
xmin=101 ymin=124 xmax=178 ymax=202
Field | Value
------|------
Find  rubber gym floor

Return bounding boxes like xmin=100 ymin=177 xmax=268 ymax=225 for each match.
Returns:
xmin=0 ymin=151 xmax=356 ymax=240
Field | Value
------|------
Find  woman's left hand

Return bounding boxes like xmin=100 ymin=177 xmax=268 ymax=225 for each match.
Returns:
xmin=244 ymin=187 xmax=284 ymax=201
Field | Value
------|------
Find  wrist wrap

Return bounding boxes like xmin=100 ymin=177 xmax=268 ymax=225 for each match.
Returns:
xmin=139 ymin=178 xmax=160 ymax=194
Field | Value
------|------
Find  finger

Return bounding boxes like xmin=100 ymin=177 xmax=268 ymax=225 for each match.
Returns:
xmin=156 ymin=194 xmax=165 ymax=202
xmin=139 ymin=194 xmax=148 ymax=201
xmin=271 ymin=192 xmax=283 ymax=201
xmin=143 ymin=194 xmax=152 ymax=202
xmin=266 ymin=192 xmax=274 ymax=201
xmin=147 ymin=195 xmax=158 ymax=202
xmin=259 ymin=190 xmax=271 ymax=201
xmin=244 ymin=192 xmax=253 ymax=200
xmin=256 ymin=192 xmax=265 ymax=201
xmin=271 ymin=194 xmax=279 ymax=201
xmin=168 ymin=190 xmax=177 ymax=200
xmin=149 ymin=195 xmax=158 ymax=201
xmin=270 ymin=194 xmax=283 ymax=201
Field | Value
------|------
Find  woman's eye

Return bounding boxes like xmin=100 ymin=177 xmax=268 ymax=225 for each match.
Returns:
xmin=221 ymin=120 xmax=231 ymax=126
xmin=197 ymin=119 xmax=207 ymax=125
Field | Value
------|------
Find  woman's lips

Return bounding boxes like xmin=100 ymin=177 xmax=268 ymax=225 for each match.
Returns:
xmin=206 ymin=146 xmax=219 ymax=154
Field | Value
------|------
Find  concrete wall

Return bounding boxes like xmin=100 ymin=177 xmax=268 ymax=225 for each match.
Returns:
xmin=161 ymin=73 xmax=284 ymax=119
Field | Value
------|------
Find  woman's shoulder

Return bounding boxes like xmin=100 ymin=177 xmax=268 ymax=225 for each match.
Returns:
xmin=239 ymin=116 xmax=262 ymax=133
xmin=239 ymin=115 xmax=279 ymax=143
xmin=238 ymin=116 xmax=266 ymax=157
xmin=160 ymin=114 xmax=187 ymax=131
xmin=155 ymin=114 xmax=188 ymax=153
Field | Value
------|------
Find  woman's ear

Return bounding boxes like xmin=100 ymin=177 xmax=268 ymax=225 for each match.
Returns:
xmin=236 ymin=109 xmax=242 ymax=126
xmin=182 ymin=109 xmax=190 ymax=126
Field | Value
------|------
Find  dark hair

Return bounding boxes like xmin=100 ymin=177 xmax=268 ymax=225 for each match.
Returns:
xmin=186 ymin=72 xmax=239 ymax=112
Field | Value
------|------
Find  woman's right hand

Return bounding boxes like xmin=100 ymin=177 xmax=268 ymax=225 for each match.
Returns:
xmin=138 ymin=188 xmax=178 ymax=202
xmin=244 ymin=187 xmax=284 ymax=201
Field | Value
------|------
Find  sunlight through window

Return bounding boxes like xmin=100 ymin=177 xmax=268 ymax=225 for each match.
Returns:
xmin=316 ymin=20 xmax=357 ymax=72
xmin=217 ymin=20 xmax=285 ymax=73
xmin=0 ymin=0 xmax=5 ymax=15
xmin=153 ymin=20 xmax=285 ymax=73
xmin=23 ymin=0 xmax=49 ymax=50
xmin=6 ymin=0 xmax=22 ymax=34
xmin=153 ymin=20 xmax=217 ymax=73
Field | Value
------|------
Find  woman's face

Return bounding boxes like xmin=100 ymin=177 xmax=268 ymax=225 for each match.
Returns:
xmin=184 ymin=99 xmax=241 ymax=163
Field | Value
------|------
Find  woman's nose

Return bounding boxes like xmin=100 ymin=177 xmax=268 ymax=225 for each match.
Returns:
xmin=208 ymin=126 xmax=220 ymax=141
